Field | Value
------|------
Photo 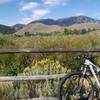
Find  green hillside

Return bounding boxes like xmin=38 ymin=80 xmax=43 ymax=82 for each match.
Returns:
xmin=0 ymin=24 xmax=15 ymax=35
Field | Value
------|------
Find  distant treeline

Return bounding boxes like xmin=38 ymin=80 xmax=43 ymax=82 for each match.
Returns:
xmin=14 ymin=28 xmax=97 ymax=37
xmin=63 ymin=28 xmax=96 ymax=35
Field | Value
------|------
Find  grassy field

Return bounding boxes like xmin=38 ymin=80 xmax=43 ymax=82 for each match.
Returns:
xmin=1 ymin=30 xmax=100 ymax=48
xmin=0 ymin=30 xmax=100 ymax=74
xmin=0 ymin=31 xmax=100 ymax=99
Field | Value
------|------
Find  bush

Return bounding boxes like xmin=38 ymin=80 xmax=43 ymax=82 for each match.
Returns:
xmin=0 ymin=59 xmax=69 ymax=99
xmin=21 ymin=59 xmax=69 ymax=98
xmin=23 ymin=58 xmax=69 ymax=75
xmin=0 ymin=53 xmax=33 ymax=76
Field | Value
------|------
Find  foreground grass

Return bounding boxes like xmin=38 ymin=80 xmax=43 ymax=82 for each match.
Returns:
xmin=0 ymin=32 xmax=100 ymax=75
xmin=1 ymin=31 xmax=100 ymax=49
xmin=0 ymin=32 xmax=100 ymax=99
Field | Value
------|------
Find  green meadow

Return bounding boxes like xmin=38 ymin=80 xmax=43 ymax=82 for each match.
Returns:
xmin=0 ymin=31 xmax=100 ymax=99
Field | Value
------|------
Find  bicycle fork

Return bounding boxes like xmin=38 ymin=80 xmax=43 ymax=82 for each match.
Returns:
xmin=89 ymin=65 xmax=100 ymax=88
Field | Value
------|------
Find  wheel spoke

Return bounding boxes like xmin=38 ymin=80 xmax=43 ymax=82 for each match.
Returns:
xmin=58 ymin=72 xmax=93 ymax=100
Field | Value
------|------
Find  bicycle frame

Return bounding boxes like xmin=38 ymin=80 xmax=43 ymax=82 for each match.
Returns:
xmin=84 ymin=59 xmax=100 ymax=88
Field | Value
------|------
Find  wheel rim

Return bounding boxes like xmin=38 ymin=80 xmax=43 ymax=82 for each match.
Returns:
xmin=60 ymin=74 xmax=93 ymax=100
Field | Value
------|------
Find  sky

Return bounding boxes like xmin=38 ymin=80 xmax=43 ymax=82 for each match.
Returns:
xmin=0 ymin=0 xmax=100 ymax=26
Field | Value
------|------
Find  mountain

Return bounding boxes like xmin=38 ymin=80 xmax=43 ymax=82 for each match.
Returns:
xmin=0 ymin=24 xmax=25 ymax=35
xmin=68 ymin=22 xmax=100 ymax=30
xmin=30 ymin=19 xmax=57 ymax=25
xmin=15 ymin=23 xmax=64 ymax=35
xmin=0 ymin=24 xmax=15 ymax=34
xmin=30 ymin=16 xmax=100 ymax=26
xmin=56 ymin=16 xmax=100 ymax=26
xmin=15 ymin=22 xmax=100 ymax=35
xmin=15 ymin=16 xmax=100 ymax=35
xmin=1 ymin=15 xmax=100 ymax=35
xmin=12 ymin=24 xmax=25 ymax=31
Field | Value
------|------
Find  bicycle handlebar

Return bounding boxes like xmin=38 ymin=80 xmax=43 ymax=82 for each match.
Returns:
xmin=76 ymin=54 xmax=98 ymax=62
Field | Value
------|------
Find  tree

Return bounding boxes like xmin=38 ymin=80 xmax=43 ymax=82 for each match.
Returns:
xmin=81 ymin=29 xmax=87 ymax=34
xmin=64 ymin=28 xmax=70 ymax=35
xmin=92 ymin=28 xmax=96 ymax=31
xmin=73 ymin=29 xmax=80 ymax=35
xmin=88 ymin=28 xmax=92 ymax=32
xmin=24 ymin=32 xmax=31 ymax=36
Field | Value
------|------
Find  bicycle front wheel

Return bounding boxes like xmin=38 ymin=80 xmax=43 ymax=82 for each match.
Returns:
xmin=58 ymin=72 xmax=94 ymax=100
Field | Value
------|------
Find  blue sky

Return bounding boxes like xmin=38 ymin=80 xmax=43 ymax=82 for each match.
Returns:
xmin=0 ymin=0 xmax=100 ymax=26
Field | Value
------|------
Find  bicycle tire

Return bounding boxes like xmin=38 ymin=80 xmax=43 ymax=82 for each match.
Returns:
xmin=58 ymin=72 xmax=94 ymax=100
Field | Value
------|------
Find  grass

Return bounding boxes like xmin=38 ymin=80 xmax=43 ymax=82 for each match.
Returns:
xmin=0 ymin=31 xmax=100 ymax=99
xmin=11 ymin=31 xmax=100 ymax=48
xmin=0 ymin=33 xmax=98 ymax=49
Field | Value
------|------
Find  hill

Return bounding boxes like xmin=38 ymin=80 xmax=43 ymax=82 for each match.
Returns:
xmin=12 ymin=24 xmax=25 ymax=31
xmin=15 ymin=22 xmax=100 ymax=35
xmin=30 ymin=16 xmax=100 ymax=26
xmin=1 ymin=15 xmax=100 ymax=35
xmin=68 ymin=22 xmax=100 ymax=30
xmin=0 ymin=24 xmax=15 ymax=34
xmin=15 ymin=23 xmax=64 ymax=35
xmin=30 ymin=19 xmax=57 ymax=26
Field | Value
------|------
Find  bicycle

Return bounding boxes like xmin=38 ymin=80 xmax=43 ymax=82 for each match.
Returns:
xmin=58 ymin=55 xmax=100 ymax=100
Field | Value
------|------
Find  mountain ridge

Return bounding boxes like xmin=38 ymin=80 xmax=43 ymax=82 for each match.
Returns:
xmin=12 ymin=24 xmax=25 ymax=31
xmin=30 ymin=15 xmax=100 ymax=26
xmin=0 ymin=24 xmax=15 ymax=34
xmin=0 ymin=15 xmax=100 ymax=34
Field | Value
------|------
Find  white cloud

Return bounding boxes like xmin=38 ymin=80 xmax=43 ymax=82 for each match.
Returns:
xmin=19 ymin=0 xmax=70 ymax=24
xmin=20 ymin=18 xmax=33 ymax=24
xmin=20 ymin=9 xmax=50 ymax=24
xmin=43 ymin=0 xmax=69 ymax=6
xmin=0 ymin=0 xmax=13 ymax=4
xmin=32 ymin=9 xmax=50 ymax=20
xmin=21 ymin=2 xmax=39 ymax=11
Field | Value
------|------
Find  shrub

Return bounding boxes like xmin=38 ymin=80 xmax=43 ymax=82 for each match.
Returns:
xmin=5 ymin=59 xmax=69 ymax=99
